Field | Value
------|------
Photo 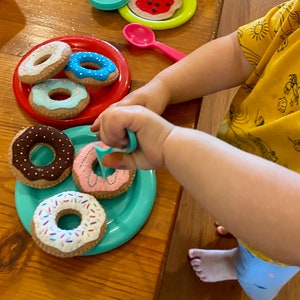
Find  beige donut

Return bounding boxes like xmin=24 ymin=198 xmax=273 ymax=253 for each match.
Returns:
xmin=18 ymin=41 xmax=72 ymax=84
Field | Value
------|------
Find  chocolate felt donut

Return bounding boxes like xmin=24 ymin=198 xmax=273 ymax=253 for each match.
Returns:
xmin=9 ymin=125 xmax=74 ymax=188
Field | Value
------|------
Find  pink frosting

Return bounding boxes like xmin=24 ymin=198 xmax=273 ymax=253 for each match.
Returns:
xmin=73 ymin=141 xmax=131 ymax=193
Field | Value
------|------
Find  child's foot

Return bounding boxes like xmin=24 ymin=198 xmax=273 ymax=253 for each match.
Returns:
xmin=188 ymin=248 xmax=238 ymax=282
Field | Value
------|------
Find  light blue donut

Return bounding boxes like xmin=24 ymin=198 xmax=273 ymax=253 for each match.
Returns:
xmin=30 ymin=79 xmax=89 ymax=110
xmin=65 ymin=51 xmax=117 ymax=80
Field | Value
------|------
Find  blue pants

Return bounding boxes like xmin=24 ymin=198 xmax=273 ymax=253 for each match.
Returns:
xmin=235 ymin=242 xmax=299 ymax=300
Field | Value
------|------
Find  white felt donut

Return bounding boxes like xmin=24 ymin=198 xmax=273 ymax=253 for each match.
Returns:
xmin=30 ymin=191 xmax=107 ymax=257
xmin=18 ymin=41 xmax=72 ymax=84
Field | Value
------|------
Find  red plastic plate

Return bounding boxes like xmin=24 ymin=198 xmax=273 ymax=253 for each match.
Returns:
xmin=13 ymin=35 xmax=130 ymax=128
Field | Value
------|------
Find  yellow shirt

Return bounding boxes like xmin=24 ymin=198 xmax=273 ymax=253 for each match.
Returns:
xmin=218 ymin=0 xmax=300 ymax=173
xmin=217 ymin=0 xmax=300 ymax=263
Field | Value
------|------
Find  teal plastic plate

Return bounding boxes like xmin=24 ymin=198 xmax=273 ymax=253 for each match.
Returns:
xmin=14 ymin=125 xmax=156 ymax=255
xmin=118 ymin=0 xmax=197 ymax=30
xmin=89 ymin=0 xmax=128 ymax=10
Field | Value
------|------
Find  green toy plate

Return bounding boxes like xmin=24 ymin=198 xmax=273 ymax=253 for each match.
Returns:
xmin=118 ymin=0 xmax=197 ymax=30
xmin=14 ymin=125 xmax=156 ymax=255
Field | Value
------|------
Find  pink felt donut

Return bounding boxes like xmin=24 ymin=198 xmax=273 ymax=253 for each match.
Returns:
xmin=72 ymin=141 xmax=136 ymax=199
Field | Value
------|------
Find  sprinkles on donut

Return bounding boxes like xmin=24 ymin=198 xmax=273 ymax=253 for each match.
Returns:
xmin=30 ymin=191 xmax=107 ymax=257
xmin=9 ymin=125 xmax=74 ymax=188
xmin=18 ymin=41 xmax=72 ymax=85
xmin=65 ymin=51 xmax=119 ymax=87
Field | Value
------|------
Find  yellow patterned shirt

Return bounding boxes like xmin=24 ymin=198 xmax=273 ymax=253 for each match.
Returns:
xmin=217 ymin=0 xmax=300 ymax=263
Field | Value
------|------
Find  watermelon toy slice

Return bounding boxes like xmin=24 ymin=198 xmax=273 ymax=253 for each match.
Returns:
xmin=128 ymin=0 xmax=183 ymax=21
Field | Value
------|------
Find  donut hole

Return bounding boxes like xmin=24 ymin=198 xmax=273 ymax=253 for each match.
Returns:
xmin=48 ymin=88 xmax=72 ymax=101
xmin=81 ymin=62 xmax=101 ymax=71
xmin=56 ymin=209 xmax=82 ymax=230
xmin=93 ymin=160 xmax=114 ymax=178
xmin=34 ymin=54 xmax=52 ymax=66
xmin=30 ymin=144 xmax=55 ymax=166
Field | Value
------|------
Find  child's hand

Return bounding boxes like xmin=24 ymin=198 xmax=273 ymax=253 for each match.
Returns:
xmin=91 ymin=105 xmax=174 ymax=170
xmin=90 ymin=79 xmax=169 ymax=135
xmin=112 ymin=86 xmax=168 ymax=114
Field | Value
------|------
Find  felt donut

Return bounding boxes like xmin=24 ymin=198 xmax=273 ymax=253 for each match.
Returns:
xmin=9 ymin=125 xmax=74 ymax=188
xmin=65 ymin=51 xmax=119 ymax=87
xmin=29 ymin=79 xmax=90 ymax=120
xmin=72 ymin=141 xmax=136 ymax=199
xmin=30 ymin=191 xmax=107 ymax=257
xmin=18 ymin=41 xmax=72 ymax=84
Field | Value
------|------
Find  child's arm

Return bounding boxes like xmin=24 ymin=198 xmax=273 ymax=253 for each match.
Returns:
xmin=97 ymin=105 xmax=300 ymax=267
xmin=154 ymin=31 xmax=253 ymax=104
xmin=91 ymin=31 xmax=252 ymax=132
xmin=164 ymin=125 xmax=300 ymax=266
xmin=123 ymin=32 xmax=251 ymax=105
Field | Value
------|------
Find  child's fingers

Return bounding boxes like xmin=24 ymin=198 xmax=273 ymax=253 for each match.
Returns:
xmin=102 ymin=153 xmax=137 ymax=170
xmin=90 ymin=115 xmax=101 ymax=132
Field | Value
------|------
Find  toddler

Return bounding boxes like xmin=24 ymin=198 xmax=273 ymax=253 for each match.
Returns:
xmin=92 ymin=1 xmax=300 ymax=298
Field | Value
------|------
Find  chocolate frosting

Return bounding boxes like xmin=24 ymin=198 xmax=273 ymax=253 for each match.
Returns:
xmin=12 ymin=125 xmax=74 ymax=181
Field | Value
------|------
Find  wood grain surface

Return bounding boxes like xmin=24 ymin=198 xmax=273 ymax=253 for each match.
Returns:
xmin=0 ymin=1 xmax=222 ymax=299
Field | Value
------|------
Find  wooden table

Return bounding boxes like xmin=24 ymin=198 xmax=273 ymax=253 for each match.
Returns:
xmin=0 ymin=1 xmax=222 ymax=299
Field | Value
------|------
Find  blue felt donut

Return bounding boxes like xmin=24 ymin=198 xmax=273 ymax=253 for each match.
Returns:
xmin=65 ymin=51 xmax=119 ymax=87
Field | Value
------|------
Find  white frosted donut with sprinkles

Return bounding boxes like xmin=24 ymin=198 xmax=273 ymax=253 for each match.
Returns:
xmin=72 ymin=141 xmax=136 ymax=199
xmin=65 ymin=51 xmax=119 ymax=87
xmin=18 ymin=41 xmax=72 ymax=84
xmin=29 ymin=79 xmax=90 ymax=120
xmin=30 ymin=191 xmax=107 ymax=257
